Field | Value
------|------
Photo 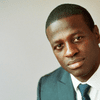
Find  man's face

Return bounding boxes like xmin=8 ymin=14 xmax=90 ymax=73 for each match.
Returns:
xmin=46 ymin=15 xmax=100 ymax=80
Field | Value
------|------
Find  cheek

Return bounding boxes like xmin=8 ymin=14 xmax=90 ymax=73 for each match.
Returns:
xmin=79 ymin=39 xmax=99 ymax=61
xmin=55 ymin=53 xmax=62 ymax=61
xmin=54 ymin=52 xmax=64 ymax=63
xmin=79 ymin=40 xmax=90 ymax=53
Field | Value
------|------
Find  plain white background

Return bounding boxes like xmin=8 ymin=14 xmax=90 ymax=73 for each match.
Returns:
xmin=0 ymin=0 xmax=100 ymax=100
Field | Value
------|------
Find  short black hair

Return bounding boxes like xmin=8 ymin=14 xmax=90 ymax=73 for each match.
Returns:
xmin=45 ymin=3 xmax=94 ymax=32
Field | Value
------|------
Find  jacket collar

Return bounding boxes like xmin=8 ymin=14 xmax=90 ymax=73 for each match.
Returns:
xmin=57 ymin=67 xmax=76 ymax=100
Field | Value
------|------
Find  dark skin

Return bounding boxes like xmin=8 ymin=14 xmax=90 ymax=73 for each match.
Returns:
xmin=46 ymin=15 xmax=100 ymax=82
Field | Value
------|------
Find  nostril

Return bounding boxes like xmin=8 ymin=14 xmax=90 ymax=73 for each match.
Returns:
xmin=73 ymin=52 xmax=78 ymax=56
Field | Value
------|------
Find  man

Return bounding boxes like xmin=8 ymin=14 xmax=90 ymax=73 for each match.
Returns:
xmin=37 ymin=3 xmax=100 ymax=100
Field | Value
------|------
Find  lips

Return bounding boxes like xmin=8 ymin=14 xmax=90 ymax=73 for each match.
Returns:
xmin=67 ymin=58 xmax=85 ymax=70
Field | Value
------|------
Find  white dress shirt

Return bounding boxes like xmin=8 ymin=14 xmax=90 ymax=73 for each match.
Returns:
xmin=71 ymin=65 xmax=100 ymax=100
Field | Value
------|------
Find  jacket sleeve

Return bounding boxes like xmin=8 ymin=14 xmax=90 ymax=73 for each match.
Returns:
xmin=37 ymin=77 xmax=42 ymax=100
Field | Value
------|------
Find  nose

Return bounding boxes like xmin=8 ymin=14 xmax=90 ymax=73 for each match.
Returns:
xmin=64 ymin=42 xmax=79 ymax=57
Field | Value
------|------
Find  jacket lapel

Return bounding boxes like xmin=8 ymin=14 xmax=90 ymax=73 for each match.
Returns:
xmin=57 ymin=68 xmax=76 ymax=100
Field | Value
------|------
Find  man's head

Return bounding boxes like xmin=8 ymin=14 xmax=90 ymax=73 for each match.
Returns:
xmin=46 ymin=4 xmax=100 ymax=82
xmin=46 ymin=4 xmax=94 ymax=32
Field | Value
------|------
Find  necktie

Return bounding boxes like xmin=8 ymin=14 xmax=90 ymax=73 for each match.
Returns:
xmin=78 ymin=84 xmax=91 ymax=100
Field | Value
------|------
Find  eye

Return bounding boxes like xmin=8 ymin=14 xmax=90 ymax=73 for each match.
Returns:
xmin=55 ymin=43 xmax=64 ymax=50
xmin=74 ymin=36 xmax=83 ymax=42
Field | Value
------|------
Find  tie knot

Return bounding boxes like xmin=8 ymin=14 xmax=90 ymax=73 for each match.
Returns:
xmin=78 ymin=84 xmax=90 ymax=96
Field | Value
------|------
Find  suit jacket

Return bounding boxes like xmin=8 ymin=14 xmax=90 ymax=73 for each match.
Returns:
xmin=37 ymin=67 xmax=76 ymax=100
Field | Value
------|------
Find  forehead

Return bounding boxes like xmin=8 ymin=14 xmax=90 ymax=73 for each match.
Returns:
xmin=46 ymin=15 xmax=89 ymax=41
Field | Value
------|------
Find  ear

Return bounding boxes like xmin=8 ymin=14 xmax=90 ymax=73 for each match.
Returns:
xmin=93 ymin=25 xmax=100 ymax=43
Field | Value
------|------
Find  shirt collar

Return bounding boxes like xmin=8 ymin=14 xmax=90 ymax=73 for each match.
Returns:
xmin=71 ymin=65 xmax=100 ymax=91
xmin=87 ymin=65 xmax=100 ymax=90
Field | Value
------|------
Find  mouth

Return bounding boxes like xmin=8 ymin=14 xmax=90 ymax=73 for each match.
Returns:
xmin=67 ymin=58 xmax=85 ymax=70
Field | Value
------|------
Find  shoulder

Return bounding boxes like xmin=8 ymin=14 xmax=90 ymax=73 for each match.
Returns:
xmin=37 ymin=67 xmax=64 ymax=95
xmin=37 ymin=67 xmax=71 ymax=100
xmin=38 ymin=67 xmax=70 ymax=87
xmin=40 ymin=67 xmax=63 ymax=83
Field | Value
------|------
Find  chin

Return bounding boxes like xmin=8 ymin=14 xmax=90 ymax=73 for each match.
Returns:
xmin=71 ymin=69 xmax=88 ymax=77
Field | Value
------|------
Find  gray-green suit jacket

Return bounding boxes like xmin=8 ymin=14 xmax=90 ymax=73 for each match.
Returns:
xmin=37 ymin=67 xmax=76 ymax=100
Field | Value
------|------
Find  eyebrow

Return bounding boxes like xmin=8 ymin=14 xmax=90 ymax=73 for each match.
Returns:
xmin=71 ymin=30 xmax=84 ymax=36
xmin=51 ymin=40 xmax=62 ymax=46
